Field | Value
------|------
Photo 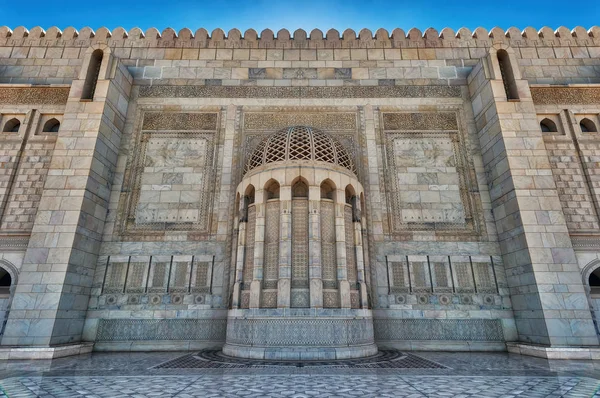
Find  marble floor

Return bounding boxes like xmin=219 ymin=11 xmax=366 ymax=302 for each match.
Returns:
xmin=0 ymin=350 xmax=599 ymax=397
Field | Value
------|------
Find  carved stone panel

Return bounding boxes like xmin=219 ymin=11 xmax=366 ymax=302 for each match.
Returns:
xmin=118 ymin=112 xmax=219 ymax=237
xmin=320 ymin=200 xmax=337 ymax=290
xmin=263 ymin=200 xmax=280 ymax=290
xmin=242 ymin=205 xmax=256 ymax=293
xmin=291 ymin=199 xmax=309 ymax=289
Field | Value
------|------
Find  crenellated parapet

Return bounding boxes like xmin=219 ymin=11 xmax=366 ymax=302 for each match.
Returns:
xmin=0 ymin=26 xmax=599 ymax=49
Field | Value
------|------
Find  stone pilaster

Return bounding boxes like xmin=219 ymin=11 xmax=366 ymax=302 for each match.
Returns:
xmin=354 ymin=214 xmax=368 ymax=308
xmin=468 ymin=46 xmax=597 ymax=346
xmin=335 ymin=189 xmax=351 ymax=308
xmin=308 ymin=186 xmax=323 ymax=308
xmin=231 ymin=198 xmax=247 ymax=309
xmin=277 ymin=187 xmax=292 ymax=308
xmin=249 ymin=191 xmax=264 ymax=308
xmin=2 ymin=46 xmax=132 ymax=346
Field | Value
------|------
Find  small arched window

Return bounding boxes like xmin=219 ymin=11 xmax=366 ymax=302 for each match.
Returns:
xmin=2 ymin=118 xmax=20 ymax=133
xmin=42 ymin=118 xmax=60 ymax=133
xmin=81 ymin=49 xmax=104 ymax=100
xmin=540 ymin=118 xmax=558 ymax=133
xmin=589 ymin=268 xmax=600 ymax=296
xmin=580 ymin=118 xmax=598 ymax=133
xmin=497 ymin=49 xmax=519 ymax=100
xmin=0 ymin=267 xmax=11 ymax=296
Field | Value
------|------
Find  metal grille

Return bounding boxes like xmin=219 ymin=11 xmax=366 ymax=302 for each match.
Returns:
xmin=125 ymin=261 xmax=146 ymax=293
xmin=390 ymin=261 xmax=408 ymax=293
xmin=104 ymin=261 xmax=127 ymax=294
xmin=264 ymin=201 xmax=280 ymax=289
xmin=292 ymin=199 xmax=309 ymax=289
xmin=153 ymin=349 xmax=448 ymax=369
xmin=149 ymin=260 xmax=169 ymax=293
xmin=192 ymin=261 xmax=210 ymax=293
xmin=242 ymin=205 xmax=256 ymax=293
xmin=473 ymin=261 xmax=496 ymax=293
xmin=321 ymin=201 xmax=337 ymax=290
xmin=453 ymin=260 xmax=475 ymax=293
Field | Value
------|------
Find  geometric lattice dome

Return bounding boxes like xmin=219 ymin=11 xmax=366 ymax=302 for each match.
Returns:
xmin=245 ymin=126 xmax=356 ymax=174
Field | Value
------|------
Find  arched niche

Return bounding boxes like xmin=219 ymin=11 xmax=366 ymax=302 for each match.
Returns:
xmin=320 ymin=179 xmax=336 ymax=200
xmin=82 ymin=48 xmax=104 ymax=100
xmin=580 ymin=118 xmax=598 ymax=133
xmin=42 ymin=118 xmax=60 ymax=133
xmin=2 ymin=118 xmax=20 ymax=133
xmin=264 ymin=179 xmax=280 ymax=200
xmin=540 ymin=118 xmax=558 ymax=133
xmin=292 ymin=179 xmax=309 ymax=198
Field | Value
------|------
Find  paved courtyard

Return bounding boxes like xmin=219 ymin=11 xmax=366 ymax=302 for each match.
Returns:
xmin=0 ymin=350 xmax=600 ymax=397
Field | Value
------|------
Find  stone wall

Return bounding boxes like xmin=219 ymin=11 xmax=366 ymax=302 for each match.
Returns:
xmin=0 ymin=25 xmax=598 ymax=350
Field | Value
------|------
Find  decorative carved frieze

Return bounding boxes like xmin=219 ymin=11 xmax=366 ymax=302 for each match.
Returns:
xmin=244 ymin=112 xmax=356 ymax=131
xmin=531 ymin=87 xmax=600 ymax=105
xmin=383 ymin=112 xmax=458 ymax=131
xmin=139 ymin=85 xmax=461 ymax=99
xmin=0 ymin=87 xmax=69 ymax=105
xmin=142 ymin=112 xmax=218 ymax=130
xmin=96 ymin=318 xmax=226 ymax=341
xmin=374 ymin=319 xmax=504 ymax=341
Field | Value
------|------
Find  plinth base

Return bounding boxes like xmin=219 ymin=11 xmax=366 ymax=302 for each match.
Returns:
xmin=507 ymin=342 xmax=600 ymax=360
xmin=0 ymin=342 xmax=93 ymax=360
xmin=224 ymin=308 xmax=377 ymax=360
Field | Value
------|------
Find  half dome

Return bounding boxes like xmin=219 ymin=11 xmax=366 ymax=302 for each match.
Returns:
xmin=245 ymin=126 xmax=356 ymax=174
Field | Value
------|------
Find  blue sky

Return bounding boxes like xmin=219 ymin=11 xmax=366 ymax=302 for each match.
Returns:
xmin=0 ymin=0 xmax=598 ymax=32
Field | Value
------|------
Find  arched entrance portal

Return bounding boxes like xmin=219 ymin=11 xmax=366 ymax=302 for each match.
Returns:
xmin=0 ymin=262 xmax=16 ymax=336
xmin=582 ymin=260 xmax=600 ymax=336
xmin=225 ymin=126 xmax=377 ymax=359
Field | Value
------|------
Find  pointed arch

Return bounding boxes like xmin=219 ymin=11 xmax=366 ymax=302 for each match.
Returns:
xmin=264 ymin=178 xmax=280 ymax=200
xmin=82 ymin=48 xmax=104 ymax=100
xmin=580 ymin=118 xmax=598 ymax=133
xmin=540 ymin=118 xmax=558 ymax=133
xmin=320 ymin=179 xmax=336 ymax=200
xmin=42 ymin=118 xmax=60 ymax=133
xmin=2 ymin=118 xmax=20 ymax=133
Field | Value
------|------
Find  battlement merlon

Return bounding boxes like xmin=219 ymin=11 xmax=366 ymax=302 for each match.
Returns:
xmin=0 ymin=26 xmax=600 ymax=49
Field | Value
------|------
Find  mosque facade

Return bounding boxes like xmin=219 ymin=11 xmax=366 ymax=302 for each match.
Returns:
xmin=0 ymin=25 xmax=599 ymax=359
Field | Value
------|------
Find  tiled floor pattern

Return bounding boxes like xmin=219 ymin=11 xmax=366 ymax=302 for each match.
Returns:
xmin=154 ymin=349 xmax=448 ymax=369
xmin=0 ymin=351 xmax=600 ymax=397
xmin=1 ymin=375 xmax=600 ymax=397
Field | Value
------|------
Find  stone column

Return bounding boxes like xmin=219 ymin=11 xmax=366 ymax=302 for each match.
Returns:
xmin=2 ymin=46 xmax=132 ymax=346
xmin=277 ymin=187 xmax=292 ymax=308
xmin=353 ymin=199 xmax=368 ymax=309
xmin=308 ymin=186 xmax=323 ymax=308
xmin=335 ymin=189 xmax=351 ymax=308
xmin=468 ymin=46 xmax=597 ymax=346
xmin=231 ymin=197 xmax=247 ymax=309
xmin=249 ymin=190 xmax=265 ymax=308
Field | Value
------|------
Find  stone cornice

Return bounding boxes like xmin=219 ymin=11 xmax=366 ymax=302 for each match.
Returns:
xmin=0 ymin=26 xmax=599 ymax=49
